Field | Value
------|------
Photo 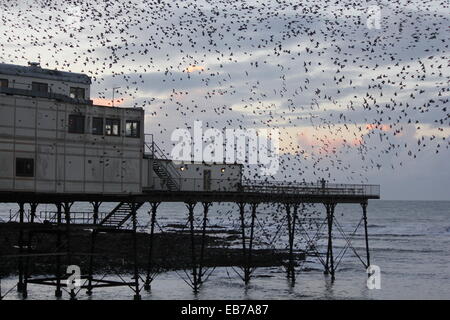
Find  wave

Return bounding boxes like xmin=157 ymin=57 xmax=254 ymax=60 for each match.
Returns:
xmin=368 ymin=233 xmax=425 ymax=238
xmin=370 ymin=247 xmax=444 ymax=254
xmin=367 ymin=224 xmax=386 ymax=228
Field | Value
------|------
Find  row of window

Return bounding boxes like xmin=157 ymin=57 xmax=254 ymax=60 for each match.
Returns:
xmin=15 ymin=158 xmax=228 ymax=179
xmin=0 ymin=78 xmax=85 ymax=99
xmin=68 ymin=115 xmax=140 ymax=138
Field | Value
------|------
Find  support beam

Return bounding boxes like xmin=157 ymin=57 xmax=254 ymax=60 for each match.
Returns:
xmin=29 ymin=203 xmax=38 ymax=223
xmin=186 ymin=201 xmax=199 ymax=293
xmin=62 ymin=202 xmax=75 ymax=300
xmin=247 ymin=202 xmax=257 ymax=284
xmin=54 ymin=203 xmax=63 ymax=298
xmin=361 ymin=202 xmax=371 ymax=270
xmin=198 ymin=202 xmax=211 ymax=285
xmin=324 ymin=204 xmax=330 ymax=275
xmin=286 ymin=203 xmax=298 ymax=283
xmin=131 ymin=202 xmax=141 ymax=300
xmin=17 ymin=202 xmax=25 ymax=293
xmin=87 ymin=201 xmax=101 ymax=296
xmin=238 ymin=202 xmax=247 ymax=283
xmin=144 ymin=201 xmax=160 ymax=291
xmin=238 ymin=202 xmax=256 ymax=285
xmin=324 ymin=203 xmax=336 ymax=281
xmin=63 ymin=202 xmax=73 ymax=265
xmin=22 ymin=231 xmax=33 ymax=299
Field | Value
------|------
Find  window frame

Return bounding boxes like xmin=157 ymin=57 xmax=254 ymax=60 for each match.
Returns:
xmin=0 ymin=79 xmax=8 ymax=88
xmin=105 ymin=118 xmax=121 ymax=136
xmin=32 ymin=81 xmax=48 ymax=93
xmin=70 ymin=87 xmax=85 ymax=99
xmin=125 ymin=120 xmax=140 ymax=138
xmin=68 ymin=114 xmax=86 ymax=134
xmin=92 ymin=117 xmax=104 ymax=135
xmin=16 ymin=158 xmax=34 ymax=177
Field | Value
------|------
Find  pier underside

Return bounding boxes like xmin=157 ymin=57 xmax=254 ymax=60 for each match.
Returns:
xmin=0 ymin=182 xmax=379 ymax=300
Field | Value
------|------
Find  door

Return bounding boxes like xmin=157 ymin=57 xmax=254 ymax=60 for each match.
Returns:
xmin=203 ymin=169 xmax=211 ymax=191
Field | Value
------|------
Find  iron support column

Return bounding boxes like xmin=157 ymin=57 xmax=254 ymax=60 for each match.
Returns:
xmin=324 ymin=204 xmax=330 ymax=275
xmin=361 ymin=202 xmax=371 ymax=270
xmin=186 ymin=202 xmax=199 ymax=292
xmin=247 ymin=203 xmax=257 ymax=284
xmin=22 ymin=231 xmax=32 ymax=299
xmin=198 ymin=202 xmax=211 ymax=285
xmin=55 ymin=203 xmax=63 ymax=298
xmin=87 ymin=201 xmax=101 ymax=295
xmin=63 ymin=202 xmax=73 ymax=265
xmin=238 ymin=202 xmax=254 ymax=285
xmin=286 ymin=203 xmax=297 ymax=282
xmin=144 ymin=202 xmax=160 ymax=291
xmin=17 ymin=202 xmax=25 ymax=292
xmin=131 ymin=202 xmax=141 ymax=300
xmin=238 ymin=202 xmax=247 ymax=283
xmin=62 ymin=202 xmax=75 ymax=299
xmin=325 ymin=203 xmax=336 ymax=281
xmin=29 ymin=203 xmax=38 ymax=223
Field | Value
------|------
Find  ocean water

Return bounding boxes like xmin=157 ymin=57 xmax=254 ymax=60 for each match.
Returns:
xmin=0 ymin=200 xmax=449 ymax=300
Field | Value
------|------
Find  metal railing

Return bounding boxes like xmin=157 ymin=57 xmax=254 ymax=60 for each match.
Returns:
xmin=242 ymin=180 xmax=380 ymax=197
xmin=144 ymin=177 xmax=380 ymax=197
xmin=144 ymin=133 xmax=181 ymax=183
xmin=38 ymin=211 xmax=108 ymax=224
xmin=8 ymin=209 xmax=32 ymax=222
xmin=144 ymin=134 xmax=171 ymax=161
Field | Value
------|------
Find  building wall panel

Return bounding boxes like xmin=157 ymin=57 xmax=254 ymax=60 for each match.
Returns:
xmin=0 ymin=91 xmax=144 ymax=195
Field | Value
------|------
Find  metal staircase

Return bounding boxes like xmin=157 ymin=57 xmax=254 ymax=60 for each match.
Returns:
xmin=145 ymin=134 xmax=181 ymax=191
xmin=152 ymin=161 xmax=180 ymax=191
xmin=99 ymin=202 xmax=144 ymax=228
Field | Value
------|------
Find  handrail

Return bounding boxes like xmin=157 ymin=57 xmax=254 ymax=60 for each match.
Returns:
xmin=38 ymin=211 xmax=108 ymax=224
xmin=144 ymin=133 xmax=181 ymax=182
xmin=144 ymin=176 xmax=380 ymax=197
xmin=144 ymin=134 xmax=172 ymax=161
xmin=241 ymin=180 xmax=380 ymax=197
xmin=8 ymin=209 xmax=32 ymax=222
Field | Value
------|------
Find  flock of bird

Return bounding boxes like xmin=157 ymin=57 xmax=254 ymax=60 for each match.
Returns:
xmin=0 ymin=0 xmax=448 ymax=186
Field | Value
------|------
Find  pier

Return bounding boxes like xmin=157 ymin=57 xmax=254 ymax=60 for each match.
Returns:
xmin=0 ymin=182 xmax=379 ymax=300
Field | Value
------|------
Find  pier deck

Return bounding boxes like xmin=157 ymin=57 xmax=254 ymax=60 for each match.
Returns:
xmin=0 ymin=182 xmax=379 ymax=204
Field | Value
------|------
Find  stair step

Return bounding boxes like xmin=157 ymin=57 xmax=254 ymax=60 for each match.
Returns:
xmin=99 ymin=201 xmax=144 ymax=227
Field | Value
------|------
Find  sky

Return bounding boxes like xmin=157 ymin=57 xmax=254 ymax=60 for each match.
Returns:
xmin=0 ymin=0 xmax=449 ymax=200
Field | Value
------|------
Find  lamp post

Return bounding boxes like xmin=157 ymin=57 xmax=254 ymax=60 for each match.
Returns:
xmin=112 ymin=87 xmax=120 ymax=107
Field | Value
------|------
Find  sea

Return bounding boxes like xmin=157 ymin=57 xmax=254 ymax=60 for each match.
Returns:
xmin=0 ymin=200 xmax=449 ymax=300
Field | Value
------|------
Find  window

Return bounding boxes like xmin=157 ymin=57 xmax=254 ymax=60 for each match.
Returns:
xmin=105 ymin=118 xmax=120 ymax=136
xmin=92 ymin=117 xmax=103 ymax=135
xmin=32 ymin=82 xmax=48 ymax=93
xmin=68 ymin=114 xmax=85 ymax=134
xmin=0 ymin=79 xmax=8 ymax=88
xmin=16 ymin=158 xmax=34 ymax=177
xmin=125 ymin=120 xmax=140 ymax=138
xmin=70 ymin=87 xmax=85 ymax=99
